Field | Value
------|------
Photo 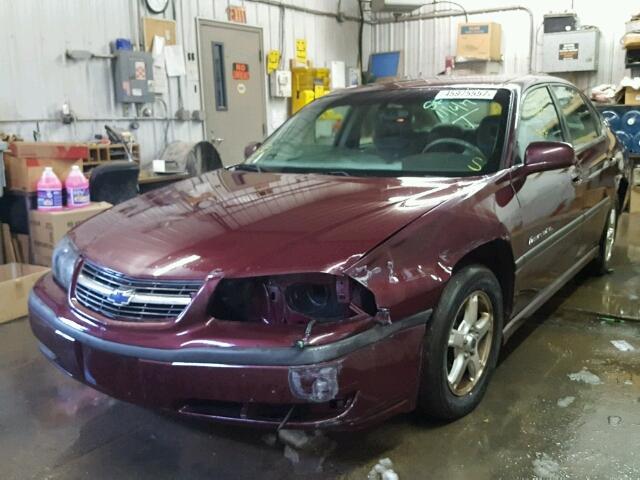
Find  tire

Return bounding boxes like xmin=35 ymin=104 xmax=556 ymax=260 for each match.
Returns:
xmin=592 ymin=206 xmax=618 ymax=276
xmin=417 ymin=265 xmax=503 ymax=421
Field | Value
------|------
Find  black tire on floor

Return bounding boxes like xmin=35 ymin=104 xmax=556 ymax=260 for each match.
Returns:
xmin=417 ymin=265 xmax=503 ymax=421
xmin=592 ymin=205 xmax=618 ymax=276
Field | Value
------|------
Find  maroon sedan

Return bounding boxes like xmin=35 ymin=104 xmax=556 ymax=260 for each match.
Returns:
xmin=29 ymin=75 xmax=626 ymax=430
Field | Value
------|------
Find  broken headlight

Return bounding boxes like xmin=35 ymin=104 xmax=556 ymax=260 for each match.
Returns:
xmin=209 ymin=273 xmax=376 ymax=324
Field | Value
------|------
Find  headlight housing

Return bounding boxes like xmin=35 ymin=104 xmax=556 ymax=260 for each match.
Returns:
xmin=209 ymin=273 xmax=376 ymax=324
xmin=52 ymin=236 xmax=80 ymax=290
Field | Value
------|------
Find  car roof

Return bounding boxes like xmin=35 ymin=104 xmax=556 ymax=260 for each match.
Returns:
xmin=329 ymin=74 xmax=574 ymax=97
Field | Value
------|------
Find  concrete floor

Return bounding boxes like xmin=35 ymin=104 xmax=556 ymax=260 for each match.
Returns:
xmin=2 ymin=214 xmax=639 ymax=480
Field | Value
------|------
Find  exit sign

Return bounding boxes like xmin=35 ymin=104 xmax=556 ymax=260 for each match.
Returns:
xmin=227 ymin=6 xmax=247 ymax=23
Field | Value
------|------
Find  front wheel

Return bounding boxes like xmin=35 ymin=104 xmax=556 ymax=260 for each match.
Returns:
xmin=417 ymin=265 xmax=503 ymax=420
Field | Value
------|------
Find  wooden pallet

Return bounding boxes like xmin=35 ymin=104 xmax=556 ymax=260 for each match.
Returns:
xmin=82 ymin=143 xmax=140 ymax=171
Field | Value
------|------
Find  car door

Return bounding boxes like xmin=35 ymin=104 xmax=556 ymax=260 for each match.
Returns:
xmin=549 ymin=85 xmax=614 ymax=254
xmin=509 ymin=85 xmax=584 ymax=315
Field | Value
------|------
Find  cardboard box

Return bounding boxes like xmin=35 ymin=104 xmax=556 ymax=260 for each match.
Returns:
xmin=29 ymin=202 xmax=112 ymax=266
xmin=8 ymin=142 xmax=89 ymax=159
xmin=623 ymin=33 xmax=640 ymax=50
xmin=5 ymin=142 xmax=88 ymax=193
xmin=4 ymin=154 xmax=83 ymax=193
xmin=456 ymin=22 xmax=502 ymax=61
xmin=624 ymin=87 xmax=640 ymax=106
xmin=0 ymin=263 xmax=49 ymax=324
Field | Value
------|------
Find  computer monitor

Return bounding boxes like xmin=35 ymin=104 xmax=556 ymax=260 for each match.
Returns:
xmin=368 ymin=51 xmax=402 ymax=79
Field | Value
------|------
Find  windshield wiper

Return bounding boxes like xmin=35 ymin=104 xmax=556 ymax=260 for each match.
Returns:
xmin=323 ymin=171 xmax=352 ymax=177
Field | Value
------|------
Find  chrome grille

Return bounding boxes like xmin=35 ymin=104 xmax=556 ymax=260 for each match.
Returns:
xmin=74 ymin=261 xmax=202 ymax=322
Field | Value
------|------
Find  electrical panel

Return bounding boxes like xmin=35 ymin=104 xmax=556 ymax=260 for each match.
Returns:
xmin=543 ymin=13 xmax=578 ymax=33
xmin=371 ymin=0 xmax=426 ymax=14
xmin=269 ymin=70 xmax=292 ymax=98
xmin=113 ymin=50 xmax=154 ymax=104
xmin=542 ymin=29 xmax=599 ymax=73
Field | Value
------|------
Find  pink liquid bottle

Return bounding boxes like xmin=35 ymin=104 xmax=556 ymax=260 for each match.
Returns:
xmin=65 ymin=165 xmax=90 ymax=208
xmin=36 ymin=167 xmax=63 ymax=210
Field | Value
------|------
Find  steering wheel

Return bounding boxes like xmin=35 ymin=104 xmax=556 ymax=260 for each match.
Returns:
xmin=422 ymin=138 xmax=487 ymax=160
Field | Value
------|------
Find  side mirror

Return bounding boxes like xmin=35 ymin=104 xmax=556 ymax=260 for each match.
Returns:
xmin=524 ymin=141 xmax=575 ymax=173
xmin=244 ymin=141 xmax=262 ymax=160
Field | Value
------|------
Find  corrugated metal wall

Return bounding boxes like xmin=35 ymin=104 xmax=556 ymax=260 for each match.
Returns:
xmin=1 ymin=0 xmax=635 ymax=164
xmin=371 ymin=0 xmax=635 ymax=91
xmin=0 ymin=0 xmax=367 ymax=162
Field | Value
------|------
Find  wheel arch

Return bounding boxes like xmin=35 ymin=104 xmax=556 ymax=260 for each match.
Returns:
xmin=451 ymin=238 xmax=516 ymax=320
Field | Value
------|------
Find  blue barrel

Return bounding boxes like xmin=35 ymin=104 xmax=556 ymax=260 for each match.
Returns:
xmin=632 ymin=132 xmax=640 ymax=154
xmin=621 ymin=110 xmax=640 ymax=135
xmin=615 ymin=130 xmax=632 ymax=152
xmin=602 ymin=110 xmax=621 ymax=131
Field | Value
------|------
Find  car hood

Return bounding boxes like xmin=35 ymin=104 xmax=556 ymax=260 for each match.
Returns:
xmin=71 ymin=169 xmax=468 ymax=279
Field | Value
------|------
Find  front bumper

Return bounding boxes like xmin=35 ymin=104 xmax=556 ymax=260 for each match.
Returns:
xmin=29 ymin=275 xmax=430 ymax=430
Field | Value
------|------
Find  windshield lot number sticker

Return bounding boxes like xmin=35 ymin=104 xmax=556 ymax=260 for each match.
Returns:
xmin=435 ymin=89 xmax=497 ymax=100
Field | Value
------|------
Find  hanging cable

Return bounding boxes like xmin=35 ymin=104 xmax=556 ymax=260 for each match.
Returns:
xmin=358 ymin=1 xmax=365 ymax=80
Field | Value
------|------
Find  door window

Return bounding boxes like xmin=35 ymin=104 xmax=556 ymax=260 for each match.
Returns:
xmin=517 ymin=87 xmax=564 ymax=162
xmin=551 ymin=85 xmax=599 ymax=149
xmin=212 ymin=42 xmax=228 ymax=111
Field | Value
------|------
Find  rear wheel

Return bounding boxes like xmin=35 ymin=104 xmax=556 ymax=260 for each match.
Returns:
xmin=417 ymin=265 xmax=503 ymax=420
xmin=592 ymin=206 xmax=617 ymax=276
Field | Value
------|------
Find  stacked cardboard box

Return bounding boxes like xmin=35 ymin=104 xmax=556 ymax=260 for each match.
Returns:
xmin=4 ymin=142 xmax=87 ymax=192
xmin=29 ymin=202 xmax=112 ymax=266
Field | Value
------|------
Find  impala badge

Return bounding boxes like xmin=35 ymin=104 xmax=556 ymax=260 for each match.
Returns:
xmin=528 ymin=226 xmax=554 ymax=246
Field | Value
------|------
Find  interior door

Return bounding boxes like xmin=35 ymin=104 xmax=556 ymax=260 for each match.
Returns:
xmin=199 ymin=20 xmax=267 ymax=166
xmin=510 ymin=86 xmax=583 ymax=314
xmin=549 ymin=85 xmax=613 ymax=254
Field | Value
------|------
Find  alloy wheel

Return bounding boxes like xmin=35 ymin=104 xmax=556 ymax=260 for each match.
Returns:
xmin=446 ymin=291 xmax=494 ymax=396
xmin=604 ymin=208 xmax=617 ymax=264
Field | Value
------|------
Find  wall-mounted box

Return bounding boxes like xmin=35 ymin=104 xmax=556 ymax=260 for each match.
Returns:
xmin=371 ymin=0 xmax=426 ymax=13
xmin=269 ymin=70 xmax=292 ymax=98
xmin=456 ymin=23 xmax=502 ymax=61
xmin=113 ymin=50 xmax=154 ymax=104
xmin=542 ymin=29 xmax=599 ymax=73
xmin=543 ymin=13 xmax=578 ymax=33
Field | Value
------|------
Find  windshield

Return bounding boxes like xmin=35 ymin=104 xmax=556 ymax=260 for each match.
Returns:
xmin=245 ymin=87 xmax=511 ymax=177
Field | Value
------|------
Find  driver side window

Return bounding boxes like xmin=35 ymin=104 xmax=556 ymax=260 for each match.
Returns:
xmin=517 ymin=87 xmax=564 ymax=164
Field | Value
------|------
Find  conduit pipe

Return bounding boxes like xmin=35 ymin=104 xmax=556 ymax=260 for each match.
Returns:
xmin=365 ymin=5 xmax=534 ymax=73
xmin=243 ymin=2 xmax=535 ymax=73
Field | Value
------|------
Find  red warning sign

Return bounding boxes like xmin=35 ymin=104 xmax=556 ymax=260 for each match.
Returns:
xmin=232 ymin=63 xmax=250 ymax=80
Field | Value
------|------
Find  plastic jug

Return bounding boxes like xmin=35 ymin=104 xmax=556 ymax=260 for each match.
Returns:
xmin=36 ymin=167 xmax=63 ymax=210
xmin=65 ymin=165 xmax=90 ymax=208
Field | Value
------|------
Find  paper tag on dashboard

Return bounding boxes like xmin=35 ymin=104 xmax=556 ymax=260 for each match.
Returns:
xmin=435 ymin=89 xmax=497 ymax=100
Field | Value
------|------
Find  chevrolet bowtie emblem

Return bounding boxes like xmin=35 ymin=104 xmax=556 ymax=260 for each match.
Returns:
xmin=107 ymin=289 xmax=135 ymax=306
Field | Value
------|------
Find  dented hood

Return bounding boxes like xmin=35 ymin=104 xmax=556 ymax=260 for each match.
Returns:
xmin=70 ymin=169 xmax=465 ymax=279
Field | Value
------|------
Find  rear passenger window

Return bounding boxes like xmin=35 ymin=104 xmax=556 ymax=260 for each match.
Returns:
xmin=517 ymin=87 xmax=564 ymax=163
xmin=551 ymin=85 xmax=600 ymax=149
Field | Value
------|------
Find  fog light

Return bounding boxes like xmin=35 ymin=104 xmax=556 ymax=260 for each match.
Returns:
xmin=288 ymin=364 xmax=340 ymax=403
